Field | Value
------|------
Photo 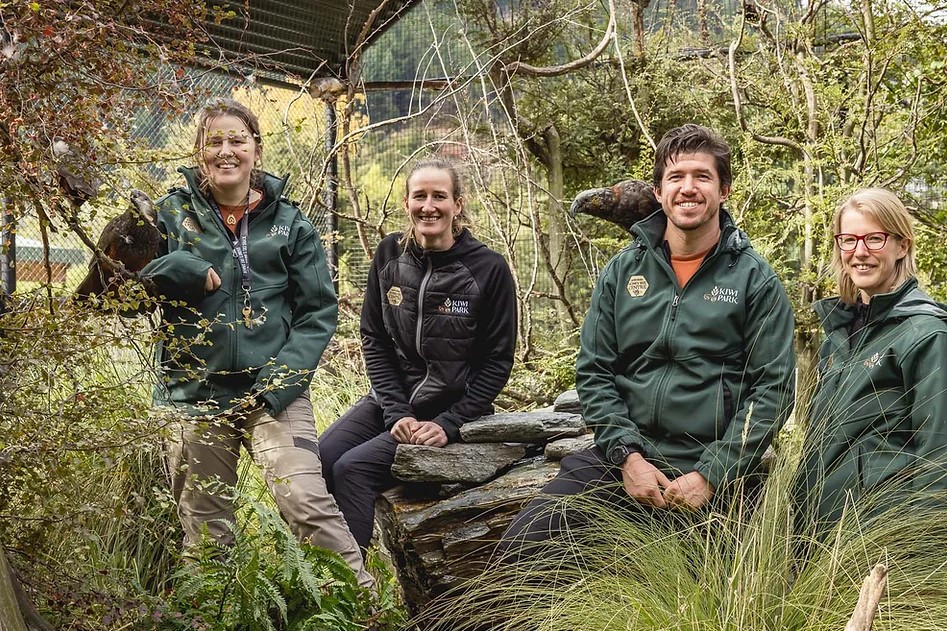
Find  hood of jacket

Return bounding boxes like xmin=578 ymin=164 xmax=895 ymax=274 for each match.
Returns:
xmin=814 ymin=278 xmax=947 ymax=335
xmin=403 ymin=228 xmax=487 ymax=267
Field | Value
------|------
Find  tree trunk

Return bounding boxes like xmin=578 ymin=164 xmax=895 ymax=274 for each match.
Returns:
xmin=0 ymin=552 xmax=28 ymax=631
xmin=633 ymin=1 xmax=650 ymax=56
xmin=541 ymin=124 xmax=575 ymax=334
xmin=0 ymin=551 xmax=53 ymax=631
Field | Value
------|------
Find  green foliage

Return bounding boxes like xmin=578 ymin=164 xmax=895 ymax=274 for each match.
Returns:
xmin=0 ymin=294 xmax=402 ymax=629
xmin=422 ymin=442 xmax=947 ymax=630
xmin=500 ymin=335 xmax=579 ymax=410
xmin=145 ymin=499 xmax=403 ymax=631
xmin=0 ymin=0 xmax=215 ymax=242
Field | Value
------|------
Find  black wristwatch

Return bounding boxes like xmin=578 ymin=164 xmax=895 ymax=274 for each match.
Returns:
xmin=608 ymin=444 xmax=644 ymax=466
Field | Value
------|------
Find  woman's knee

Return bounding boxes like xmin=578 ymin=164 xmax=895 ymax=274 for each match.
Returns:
xmin=318 ymin=441 xmax=342 ymax=488
xmin=332 ymin=439 xmax=397 ymax=494
xmin=330 ymin=452 xmax=355 ymax=488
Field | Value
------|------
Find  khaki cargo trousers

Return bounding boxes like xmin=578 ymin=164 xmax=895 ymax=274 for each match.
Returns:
xmin=167 ymin=392 xmax=374 ymax=588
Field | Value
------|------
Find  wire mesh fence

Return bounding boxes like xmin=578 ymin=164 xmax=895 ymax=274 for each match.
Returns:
xmin=3 ymin=0 xmax=945 ymax=327
xmin=0 ymin=0 xmax=579 ymax=355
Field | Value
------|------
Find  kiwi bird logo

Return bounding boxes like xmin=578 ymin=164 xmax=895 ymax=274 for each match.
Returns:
xmin=569 ymin=179 xmax=663 ymax=232
xmin=74 ymin=189 xmax=161 ymax=301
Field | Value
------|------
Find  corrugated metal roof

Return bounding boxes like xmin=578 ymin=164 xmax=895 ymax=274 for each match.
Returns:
xmin=201 ymin=0 xmax=422 ymax=83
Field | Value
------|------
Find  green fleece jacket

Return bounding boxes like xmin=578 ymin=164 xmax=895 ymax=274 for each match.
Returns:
xmin=798 ymin=278 xmax=947 ymax=522
xmin=140 ymin=167 xmax=337 ymax=416
xmin=576 ymin=210 xmax=796 ymax=491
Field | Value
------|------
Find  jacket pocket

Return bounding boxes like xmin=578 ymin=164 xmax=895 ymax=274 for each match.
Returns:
xmin=859 ymin=443 xmax=912 ymax=491
xmin=722 ymin=379 xmax=734 ymax=428
xmin=714 ymin=363 xmax=736 ymax=436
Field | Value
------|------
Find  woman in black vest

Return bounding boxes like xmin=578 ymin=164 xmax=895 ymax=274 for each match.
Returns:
xmin=319 ymin=159 xmax=517 ymax=553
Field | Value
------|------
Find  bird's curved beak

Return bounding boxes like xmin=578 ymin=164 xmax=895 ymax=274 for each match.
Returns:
xmin=569 ymin=188 xmax=609 ymax=218
xmin=131 ymin=190 xmax=157 ymax=225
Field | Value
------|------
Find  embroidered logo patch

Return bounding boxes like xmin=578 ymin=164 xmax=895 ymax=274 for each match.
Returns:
xmin=703 ymin=285 xmax=740 ymax=304
xmin=437 ymin=297 xmax=470 ymax=315
xmin=387 ymin=286 xmax=403 ymax=306
xmin=626 ymin=275 xmax=649 ymax=298
xmin=269 ymin=225 xmax=290 ymax=238
xmin=182 ymin=217 xmax=201 ymax=234
xmin=863 ymin=352 xmax=882 ymax=369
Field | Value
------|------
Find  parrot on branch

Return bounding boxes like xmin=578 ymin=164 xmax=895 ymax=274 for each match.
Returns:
xmin=74 ymin=189 xmax=160 ymax=302
xmin=53 ymin=138 xmax=101 ymax=208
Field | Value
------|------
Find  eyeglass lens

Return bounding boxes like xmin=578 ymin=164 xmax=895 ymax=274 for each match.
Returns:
xmin=835 ymin=232 xmax=889 ymax=251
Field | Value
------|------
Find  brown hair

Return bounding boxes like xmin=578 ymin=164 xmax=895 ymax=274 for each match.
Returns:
xmin=193 ymin=97 xmax=263 ymax=196
xmin=831 ymin=188 xmax=916 ymax=304
xmin=399 ymin=159 xmax=472 ymax=247
xmin=653 ymin=124 xmax=732 ymax=189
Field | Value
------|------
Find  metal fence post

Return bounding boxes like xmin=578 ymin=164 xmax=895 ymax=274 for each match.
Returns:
xmin=0 ymin=199 xmax=14 ymax=314
xmin=324 ymin=101 xmax=339 ymax=293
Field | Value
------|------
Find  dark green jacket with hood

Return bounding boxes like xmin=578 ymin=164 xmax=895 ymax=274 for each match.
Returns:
xmin=576 ymin=209 xmax=796 ymax=492
xmin=798 ymin=278 xmax=947 ymax=522
xmin=140 ymin=167 xmax=338 ymax=416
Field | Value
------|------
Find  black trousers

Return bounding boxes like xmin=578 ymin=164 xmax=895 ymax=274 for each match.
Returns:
xmin=497 ymin=446 xmax=752 ymax=564
xmin=318 ymin=395 xmax=398 ymax=553
xmin=498 ymin=446 xmax=641 ymax=562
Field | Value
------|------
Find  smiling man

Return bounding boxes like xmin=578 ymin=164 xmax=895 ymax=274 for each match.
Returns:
xmin=499 ymin=124 xmax=797 ymax=559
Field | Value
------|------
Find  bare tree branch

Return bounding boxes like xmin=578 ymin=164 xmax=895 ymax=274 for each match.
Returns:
xmin=728 ymin=13 xmax=805 ymax=154
xmin=503 ymin=0 xmax=616 ymax=78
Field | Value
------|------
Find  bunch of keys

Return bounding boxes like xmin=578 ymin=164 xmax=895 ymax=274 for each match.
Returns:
xmin=242 ymin=292 xmax=266 ymax=329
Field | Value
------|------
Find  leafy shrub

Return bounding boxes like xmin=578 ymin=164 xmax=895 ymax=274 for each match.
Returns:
xmin=123 ymin=497 xmax=405 ymax=630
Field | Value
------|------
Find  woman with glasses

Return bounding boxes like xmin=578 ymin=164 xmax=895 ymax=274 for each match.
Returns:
xmin=796 ymin=188 xmax=947 ymax=526
xmin=140 ymin=98 xmax=373 ymax=588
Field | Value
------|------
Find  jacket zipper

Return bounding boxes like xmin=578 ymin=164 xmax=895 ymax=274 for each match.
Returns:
xmin=230 ymin=245 xmax=240 ymax=370
xmin=201 ymin=194 xmax=245 ymax=372
xmin=649 ymin=234 xmax=730 ymax=434
xmin=409 ymin=258 xmax=434 ymax=404
xmin=652 ymin=291 xmax=677 ymax=435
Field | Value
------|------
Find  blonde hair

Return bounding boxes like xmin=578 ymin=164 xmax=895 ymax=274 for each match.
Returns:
xmin=399 ymin=159 xmax=472 ymax=248
xmin=831 ymin=188 xmax=916 ymax=304
xmin=193 ymin=97 xmax=263 ymax=196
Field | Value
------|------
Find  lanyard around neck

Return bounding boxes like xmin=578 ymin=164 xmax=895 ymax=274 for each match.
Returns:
xmin=208 ymin=196 xmax=251 ymax=293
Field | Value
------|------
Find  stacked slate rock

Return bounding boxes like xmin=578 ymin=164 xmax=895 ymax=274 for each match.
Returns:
xmin=374 ymin=390 xmax=593 ymax=614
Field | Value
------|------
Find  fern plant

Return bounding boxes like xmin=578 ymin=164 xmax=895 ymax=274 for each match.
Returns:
xmin=145 ymin=496 xmax=403 ymax=630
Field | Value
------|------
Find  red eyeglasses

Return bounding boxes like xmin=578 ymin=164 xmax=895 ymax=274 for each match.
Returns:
xmin=834 ymin=232 xmax=894 ymax=252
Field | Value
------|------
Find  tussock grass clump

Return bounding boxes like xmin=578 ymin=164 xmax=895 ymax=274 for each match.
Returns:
xmin=420 ymin=448 xmax=947 ymax=631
